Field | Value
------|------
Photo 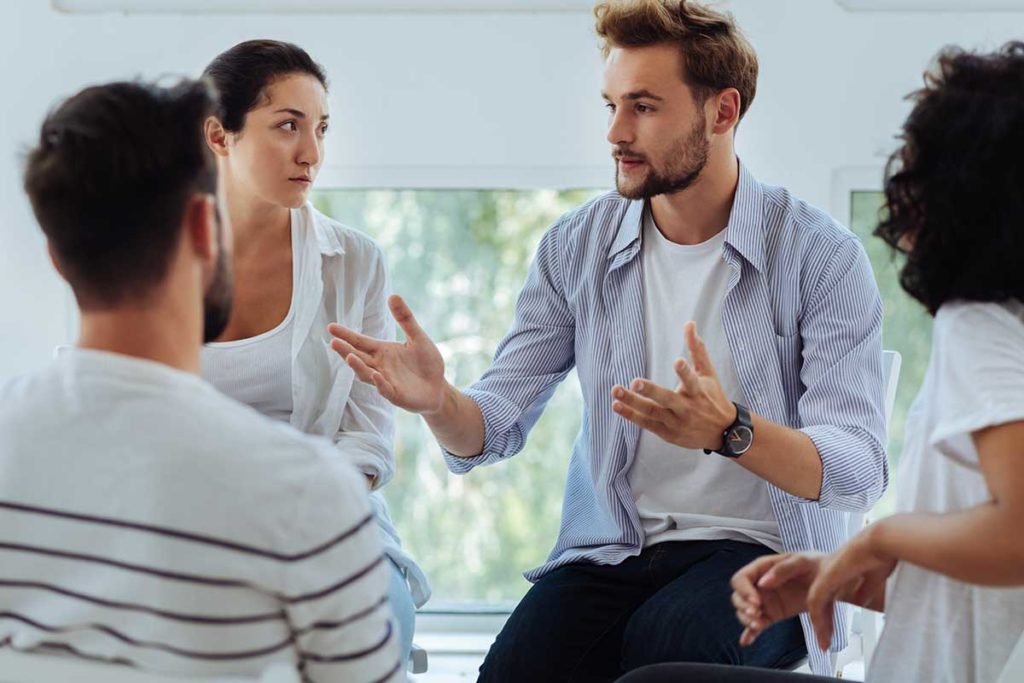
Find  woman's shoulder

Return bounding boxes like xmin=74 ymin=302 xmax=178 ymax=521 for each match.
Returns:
xmin=935 ymin=299 xmax=1024 ymax=340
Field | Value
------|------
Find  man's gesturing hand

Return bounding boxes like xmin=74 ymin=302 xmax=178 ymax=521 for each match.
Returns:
xmin=328 ymin=295 xmax=447 ymax=415
xmin=611 ymin=321 xmax=736 ymax=451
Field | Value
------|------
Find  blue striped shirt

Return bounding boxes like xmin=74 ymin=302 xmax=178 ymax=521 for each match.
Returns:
xmin=444 ymin=163 xmax=887 ymax=674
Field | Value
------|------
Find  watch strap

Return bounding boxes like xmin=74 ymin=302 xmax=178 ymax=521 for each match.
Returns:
xmin=704 ymin=402 xmax=753 ymax=457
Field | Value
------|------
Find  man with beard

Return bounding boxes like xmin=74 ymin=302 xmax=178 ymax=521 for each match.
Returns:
xmin=329 ymin=1 xmax=886 ymax=680
xmin=0 ymin=80 xmax=401 ymax=682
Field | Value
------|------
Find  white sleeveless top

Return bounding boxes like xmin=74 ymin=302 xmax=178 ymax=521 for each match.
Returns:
xmin=201 ymin=219 xmax=299 ymax=425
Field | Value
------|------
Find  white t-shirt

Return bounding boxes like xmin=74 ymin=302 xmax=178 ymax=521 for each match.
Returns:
xmin=869 ymin=301 xmax=1024 ymax=683
xmin=628 ymin=208 xmax=782 ymax=551
xmin=0 ymin=349 xmax=401 ymax=682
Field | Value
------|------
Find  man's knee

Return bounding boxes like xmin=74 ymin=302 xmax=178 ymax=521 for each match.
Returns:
xmin=477 ymin=569 xmax=587 ymax=683
xmin=620 ymin=603 xmax=743 ymax=671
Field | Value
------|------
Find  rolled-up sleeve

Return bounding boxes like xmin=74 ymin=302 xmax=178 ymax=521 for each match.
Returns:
xmin=797 ymin=237 xmax=888 ymax=512
xmin=444 ymin=225 xmax=576 ymax=474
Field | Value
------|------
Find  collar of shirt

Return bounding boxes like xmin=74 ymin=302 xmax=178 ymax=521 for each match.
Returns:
xmin=606 ymin=160 xmax=766 ymax=274
xmin=309 ymin=202 xmax=348 ymax=257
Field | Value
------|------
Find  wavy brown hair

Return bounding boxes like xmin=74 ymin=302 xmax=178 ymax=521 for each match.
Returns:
xmin=594 ymin=0 xmax=758 ymax=120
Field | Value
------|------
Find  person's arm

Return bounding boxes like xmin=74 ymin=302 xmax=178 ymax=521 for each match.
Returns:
xmin=422 ymin=383 xmax=487 ymax=457
xmin=329 ymin=292 xmax=486 ymax=457
xmin=612 ymin=237 xmax=886 ymax=506
xmin=330 ymin=224 xmax=576 ymax=466
xmin=852 ymin=421 xmax=1024 ymax=586
xmin=730 ymin=415 xmax=822 ymax=502
xmin=797 ymin=421 xmax=1024 ymax=649
xmin=793 ymin=237 xmax=888 ymax=509
xmin=284 ymin=451 xmax=402 ymax=682
xmin=611 ymin=322 xmax=824 ymax=499
xmin=730 ymin=543 xmax=891 ymax=648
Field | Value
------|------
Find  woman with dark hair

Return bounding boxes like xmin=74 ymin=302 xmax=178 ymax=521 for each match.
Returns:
xmin=198 ymin=40 xmax=428 ymax=661
xmin=619 ymin=42 xmax=1024 ymax=683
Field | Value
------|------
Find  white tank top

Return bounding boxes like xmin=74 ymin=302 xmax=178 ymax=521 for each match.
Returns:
xmin=201 ymin=220 xmax=300 ymax=425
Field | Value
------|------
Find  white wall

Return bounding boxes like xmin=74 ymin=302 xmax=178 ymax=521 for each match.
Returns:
xmin=2 ymin=0 xmax=1022 ymax=381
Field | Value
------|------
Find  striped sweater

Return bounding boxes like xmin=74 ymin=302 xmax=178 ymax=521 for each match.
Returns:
xmin=0 ymin=349 xmax=401 ymax=682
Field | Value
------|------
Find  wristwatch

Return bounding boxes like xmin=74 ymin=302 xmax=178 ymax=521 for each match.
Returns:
xmin=704 ymin=402 xmax=754 ymax=458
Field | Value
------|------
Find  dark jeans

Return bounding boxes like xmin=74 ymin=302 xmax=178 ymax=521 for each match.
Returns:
xmin=616 ymin=663 xmax=834 ymax=683
xmin=478 ymin=540 xmax=807 ymax=683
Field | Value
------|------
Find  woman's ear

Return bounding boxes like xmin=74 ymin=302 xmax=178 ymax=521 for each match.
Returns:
xmin=204 ymin=116 xmax=231 ymax=158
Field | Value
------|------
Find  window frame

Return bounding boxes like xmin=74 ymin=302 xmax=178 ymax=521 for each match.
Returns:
xmin=311 ymin=174 xmax=607 ymax=645
xmin=315 ymin=163 xmax=610 ymax=191
xmin=830 ymin=165 xmax=884 ymax=229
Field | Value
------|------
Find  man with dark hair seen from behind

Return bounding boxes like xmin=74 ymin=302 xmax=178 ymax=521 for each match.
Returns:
xmin=0 ymin=79 xmax=402 ymax=682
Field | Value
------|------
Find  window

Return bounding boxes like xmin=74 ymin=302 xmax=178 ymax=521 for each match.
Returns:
xmin=312 ymin=184 xmax=929 ymax=608
xmin=313 ymin=188 xmax=602 ymax=608
xmin=847 ymin=190 xmax=933 ymax=516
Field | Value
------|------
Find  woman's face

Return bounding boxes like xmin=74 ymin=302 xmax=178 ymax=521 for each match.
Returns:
xmin=224 ymin=72 xmax=328 ymax=209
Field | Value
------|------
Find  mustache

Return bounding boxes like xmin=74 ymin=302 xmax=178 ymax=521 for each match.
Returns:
xmin=612 ymin=147 xmax=646 ymax=162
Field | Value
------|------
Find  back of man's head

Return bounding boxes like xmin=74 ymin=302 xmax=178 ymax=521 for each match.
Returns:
xmin=23 ymin=79 xmax=217 ymax=310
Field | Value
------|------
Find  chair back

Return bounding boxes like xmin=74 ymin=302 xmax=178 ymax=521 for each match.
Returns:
xmin=996 ymin=631 xmax=1024 ymax=683
xmin=847 ymin=349 xmax=902 ymax=539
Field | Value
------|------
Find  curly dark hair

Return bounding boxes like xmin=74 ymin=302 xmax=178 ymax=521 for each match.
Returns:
xmin=875 ymin=41 xmax=1024 ymax=315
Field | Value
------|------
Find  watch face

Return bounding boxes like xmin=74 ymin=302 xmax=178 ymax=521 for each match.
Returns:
xmin=726 ymin=425 xmax=754 ymax=455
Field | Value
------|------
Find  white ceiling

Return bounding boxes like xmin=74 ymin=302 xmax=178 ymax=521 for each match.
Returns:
xmin=52 ymin=0 xmax=597 ymax=13
xmin=836 ymin=0 xmax=1024 ymax=11
xmin=53 ymin=0 xmax=1024 ymax=14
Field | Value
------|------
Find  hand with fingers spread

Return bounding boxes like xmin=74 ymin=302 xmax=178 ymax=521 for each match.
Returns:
xmin=328 ymin=294 xmax=447 ymax=414
xmin=730 ymin=552 xmax=824 ymax=647
xmin=611 ymin=320 xmax=736 ymax=451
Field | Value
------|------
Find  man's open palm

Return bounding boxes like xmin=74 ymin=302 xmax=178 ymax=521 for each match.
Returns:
xmin=328 ymin=295 xmax=446 ymax=414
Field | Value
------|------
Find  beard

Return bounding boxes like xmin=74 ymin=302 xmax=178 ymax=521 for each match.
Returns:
xmin=202 ymin=211 xmax=234 ymax=344
xmin=614 ymin=116 xmax=710 ymax=200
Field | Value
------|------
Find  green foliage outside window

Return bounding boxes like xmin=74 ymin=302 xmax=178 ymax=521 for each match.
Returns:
xmin=848 ymin=191 xmax=933 ymax=518
xmin=313 ymin=189 xmax=601 ymax=606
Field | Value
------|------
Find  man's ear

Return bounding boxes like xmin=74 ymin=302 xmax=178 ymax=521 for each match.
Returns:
xmin=710 ymin=88 xmax=742 ymax=136
xmin=184 ymin=193 xmax=217 ymax=264
xmin=204 ymin=116 xmax=231 ymax=158
xmin=47 ymin=242 xmax=66 ymax=280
